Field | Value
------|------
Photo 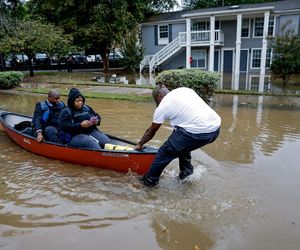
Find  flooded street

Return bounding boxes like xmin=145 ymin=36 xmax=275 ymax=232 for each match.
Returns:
xmin=0 ymin=92 xmax=300 ymax=250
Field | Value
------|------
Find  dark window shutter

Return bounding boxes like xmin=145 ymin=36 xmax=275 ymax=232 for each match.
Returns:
xmin=169 ymin=24 xmax=172 ymax=43
xmin=154 ymin=25 xmax=158 ymax=46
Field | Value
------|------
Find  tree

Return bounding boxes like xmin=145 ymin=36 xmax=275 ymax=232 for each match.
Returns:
xmin=0 ymin=0 xmax=27 ymax=19
xmin=119 ymin=27 xmax=144 ymax=72
xmin=26 ymin=0 xmax=177 ymax=71
xmin=0 ymin=19 xmax=73 ymax=76
xmin=268 ymin=21 xmax=300 ymax=91
xmin=182 ymin=0 xmax=280 ymax=9
xmin=1 ymin=0 xmax=26 ymax=69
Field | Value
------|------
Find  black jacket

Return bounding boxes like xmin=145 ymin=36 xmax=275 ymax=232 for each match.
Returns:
xmin=59 ymin=88 xmax=101 ymax=135
xmin=32 ymin=100 xmax=65 ymax=132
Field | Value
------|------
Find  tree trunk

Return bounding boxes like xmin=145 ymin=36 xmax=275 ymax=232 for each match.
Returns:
xmin=0 ymin=52 xmax=5 ymax=70
xmin=28 ymin=55 xmax=34 ymax=77
xmin=103 ymin=55 xmax=110 ymax=72
xmin=282 ymin=75 xmax=290 ymax=93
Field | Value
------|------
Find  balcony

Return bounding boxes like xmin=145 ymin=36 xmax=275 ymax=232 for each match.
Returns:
xmin=178 ymin=30 xmax=224 ymax=46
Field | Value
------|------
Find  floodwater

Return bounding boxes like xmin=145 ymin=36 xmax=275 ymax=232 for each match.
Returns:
xmin=0 ymin=92 xmax=300 ymax=250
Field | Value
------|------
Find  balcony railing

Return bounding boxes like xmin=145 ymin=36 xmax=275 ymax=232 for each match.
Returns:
xmin=179 ymin=30 xmax=224 ymax=45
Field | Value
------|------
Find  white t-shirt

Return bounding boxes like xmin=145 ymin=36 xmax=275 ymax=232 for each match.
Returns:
xmin=153 ymin=87 xmax=221 ymax=134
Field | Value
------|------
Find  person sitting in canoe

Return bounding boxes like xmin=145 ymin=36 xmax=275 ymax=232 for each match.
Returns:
xmin=59 ymin=88 xmax=110 ymax=149
xmin=32 ymin=89 xmax=66 ymax=143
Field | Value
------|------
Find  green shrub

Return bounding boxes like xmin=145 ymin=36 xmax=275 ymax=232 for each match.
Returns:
xmin=155 ymin=69 xmax=220 ymax=102
xmin=0 ymin=71 xmax=24 ymax=89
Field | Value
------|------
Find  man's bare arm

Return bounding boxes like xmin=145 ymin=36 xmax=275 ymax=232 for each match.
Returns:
xmin=135 ymin=123 xmax=161 ymax=150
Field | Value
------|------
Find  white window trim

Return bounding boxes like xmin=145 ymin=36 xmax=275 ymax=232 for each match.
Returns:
xmin=265 ymin=49 xmax=272 ymax=69
xmin=250 ymin=48 xmax=262 ymax=69
xmin=158 ymin=24 xmax=169 ymax=45
xmin=241 ymin=18 xmax=250 ymax=39
xmin=191 ymin=21 xmax=210 ymax=31
xmin=268 ymin=16 xmax=275 ymax=37
xmin=191 ymin=49 xmax=207 ymax=69
xmin=253 ymin=17 xmax=264 ymax=38
xmin=249 ymin=75 xmax=260 ymax=91
xmin=249 ymin=75 xmax=271 ymax=91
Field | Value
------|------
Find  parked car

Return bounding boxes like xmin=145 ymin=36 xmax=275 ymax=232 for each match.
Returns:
xmin=86 ymin=54 xmax=102 ymax=63
xmin=95 ymin=54 xmax=102 ymax=63
xmin=5 ymin=54 xmax=28 ymax=67
xmin=86 ymin=55 xmax=95 ymax=62
xmin=70 ymin=53 xmax=88 ymax=64
xmin=34 ymin=53 xmax=51 ymax=66
xmin=109 ymin=48 xmax=123 ymax=61
xmin=50 ymin=55 xmax=60 ymax=65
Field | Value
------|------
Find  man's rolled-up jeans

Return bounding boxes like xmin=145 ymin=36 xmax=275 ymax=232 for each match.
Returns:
xmin=143 ymin=126 xmax=220 ymax=186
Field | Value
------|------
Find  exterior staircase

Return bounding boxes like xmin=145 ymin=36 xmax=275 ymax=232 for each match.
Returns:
xmin=140 ymin=36 xmax=182 ymax=84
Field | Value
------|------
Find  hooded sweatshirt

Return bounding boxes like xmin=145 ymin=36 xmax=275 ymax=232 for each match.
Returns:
xmin=59 ymin=88 xmax=101 ymax=135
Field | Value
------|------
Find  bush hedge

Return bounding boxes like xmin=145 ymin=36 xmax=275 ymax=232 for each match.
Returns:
xmin=0 ymin=71 xmax=24 ymax=89
xmin=155 ymin=69 xmax=220 ymax=102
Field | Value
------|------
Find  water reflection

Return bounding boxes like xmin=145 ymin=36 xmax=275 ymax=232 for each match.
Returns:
xmin=152 ymin=216 xmax=213 ymax=250
xmin=217 ymin=72 xmax=300 ymax=94
xmin=208 ymin=94 xmax=300 ymax=163
xmin=93 ymin=72 xmax=152 ymax=85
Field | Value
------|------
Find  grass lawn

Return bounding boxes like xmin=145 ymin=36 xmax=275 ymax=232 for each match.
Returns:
xmin=19 ymin=71 xmax=154 ymax=101
xmin=23 ymin=71 xmax=102 ymax=85
xmin=16 ymin=86 xmax=153 ymax=102
xmin=22 ymin=70 xmax=151 ymax=88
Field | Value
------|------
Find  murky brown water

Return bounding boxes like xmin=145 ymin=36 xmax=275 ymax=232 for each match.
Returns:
xmin=1 ymin=92 xmax=300 ymax=250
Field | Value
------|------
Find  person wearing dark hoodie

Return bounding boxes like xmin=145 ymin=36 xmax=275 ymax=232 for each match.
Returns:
xmin=59 ymin=88 xmax=110 ymax=149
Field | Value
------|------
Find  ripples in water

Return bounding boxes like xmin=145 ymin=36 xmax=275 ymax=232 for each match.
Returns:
xmin=1 ymin=92 xmax=300 ymax=249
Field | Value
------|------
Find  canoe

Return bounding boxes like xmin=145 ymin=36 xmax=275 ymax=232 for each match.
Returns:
xmin=0 ymin=112 xmax=157 ymax=174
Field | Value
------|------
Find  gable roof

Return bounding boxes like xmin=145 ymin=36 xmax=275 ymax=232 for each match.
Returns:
xmin=142 ymin=0 xmax=300 ymax=24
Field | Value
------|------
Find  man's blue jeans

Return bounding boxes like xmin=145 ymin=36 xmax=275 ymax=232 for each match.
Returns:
xmin=143 ymin=126 xmax=220 ymax=187
xmin=44 ymin=126 xmax=60 ymax=143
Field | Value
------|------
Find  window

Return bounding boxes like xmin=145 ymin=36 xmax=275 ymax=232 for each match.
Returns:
xmin=249 ymin=75 xmax=270 ymax=91
xmin=252 ymin=49 xmax=261 ymax=68
xmin=254 ymin=17 xmax=264 ymax=37
xmin=241 ymin=18 xmax=250 ymax=38
xmin=266 ymin=48 xmax=272 ymax=68
xmin=191 ymin=50 xmax=206 ymax=68
xmin=251 ymin=48 xmax=272 ymax=69
xmin=249 ymin=76 xmax=259 ymax=91
xmin=158 ymin=25 xmax=169 ymax=45
xmin=192 ymin=21 xmax=209 ymax=31
xmin=268 ymin=16 xmax=274 ymax=36
xmin=191 ymin=21 xmax=219 ymax=31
